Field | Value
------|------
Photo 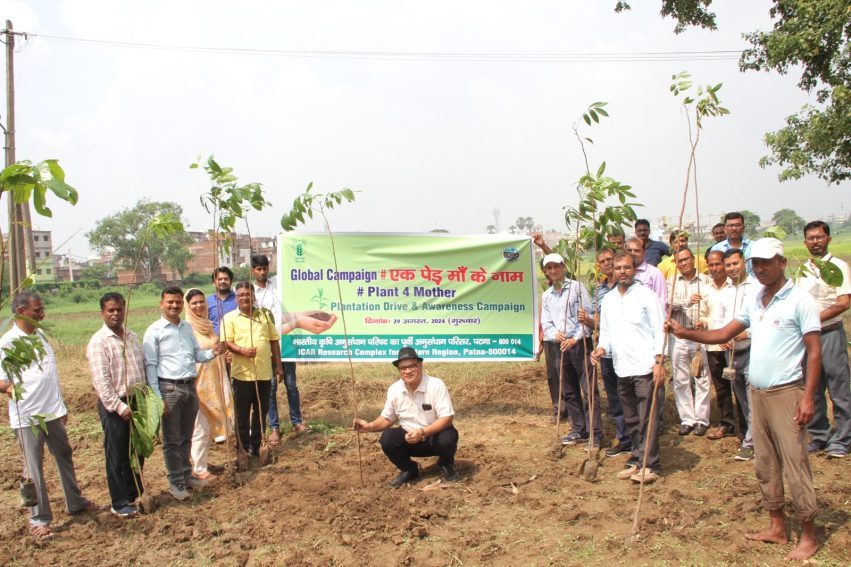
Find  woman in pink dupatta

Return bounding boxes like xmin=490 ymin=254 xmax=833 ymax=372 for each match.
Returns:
xmin=185 ymin=288 xmax=232 ymax=480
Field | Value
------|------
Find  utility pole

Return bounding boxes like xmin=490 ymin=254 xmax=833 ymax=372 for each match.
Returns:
xmin=3 ymin=20 xmax=35 ymax=294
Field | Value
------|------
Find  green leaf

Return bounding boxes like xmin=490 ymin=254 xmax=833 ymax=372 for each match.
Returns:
xmin=596 ymin=162 xmax=606 ymax=177
xmin=583 ymin=114 xmax=591 ymax=126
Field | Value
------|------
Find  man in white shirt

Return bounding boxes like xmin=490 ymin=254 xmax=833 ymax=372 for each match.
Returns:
xmin=666 ymin=248 xmax=712 ymax=436
xmin=252 ymin=254 xmax=307 ymax=446
xmin=797 ymin=221 xmax=851 ymax=458
xmin=591 ymin=252 xmax=666 ymax=484
xmin=715 ymin=249 xmax=761 ymax=461
xmin=353 ymin=347 xmax=459 ymax=488
xmin=0 ymin=292 xmax=98 ymax=540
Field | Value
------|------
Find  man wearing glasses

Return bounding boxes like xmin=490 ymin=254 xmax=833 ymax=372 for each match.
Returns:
xmin=711 ymin=212 xmax=753 ymax=275
xmin=797 ymin=221 xmax=851 ymax=458
xmin=353 ymin=347 xmax=459 ymax=487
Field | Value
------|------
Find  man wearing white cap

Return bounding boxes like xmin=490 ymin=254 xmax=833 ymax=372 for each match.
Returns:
xmin=667 ymin=237 xmax=822 ymax=561
xmin=540 ymin=253 xmax=601 ymax=447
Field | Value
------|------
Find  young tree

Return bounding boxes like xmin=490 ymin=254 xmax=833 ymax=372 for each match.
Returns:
xmin=617 ymin=0 xmax=850 ymax=184
xmin=86 ymin=200 xmax=193 ymax=282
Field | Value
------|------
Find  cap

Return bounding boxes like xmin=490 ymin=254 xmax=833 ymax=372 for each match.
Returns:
xmin=750 ymin=237 xmax=784 ymax=260
xmin=392 ymin=346 xmax=423 ymax=367
xmin=542 ymin=253 xmax=565 ymax=266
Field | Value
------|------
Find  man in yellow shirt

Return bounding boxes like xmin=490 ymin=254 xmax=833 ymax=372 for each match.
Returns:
xmin=222 ymin=282 xmax=284 ymax=456
xmin=658 ymin=231 xmax=708 ymax=279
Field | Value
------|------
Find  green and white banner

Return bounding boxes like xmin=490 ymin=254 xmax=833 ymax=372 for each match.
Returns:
xmin=277 ymin=233 xmax=537 ymax=361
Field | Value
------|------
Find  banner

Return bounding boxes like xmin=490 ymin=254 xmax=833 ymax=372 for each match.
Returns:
xmin=277 ymin=233 xmax=537 ymax=361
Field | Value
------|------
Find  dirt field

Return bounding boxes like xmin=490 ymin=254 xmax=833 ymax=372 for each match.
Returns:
xmin=0 ymin=350 xmax=849 ymax=566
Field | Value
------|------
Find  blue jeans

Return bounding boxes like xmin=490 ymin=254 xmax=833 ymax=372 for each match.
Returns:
xmin=268 ymin=362 xmax=303 ymax=430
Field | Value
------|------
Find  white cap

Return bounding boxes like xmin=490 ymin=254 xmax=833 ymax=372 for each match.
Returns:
xmin=750 ymin=237 xmax=784 ymax=259
xmin=542 ymin=253 xmax=565 ymax=266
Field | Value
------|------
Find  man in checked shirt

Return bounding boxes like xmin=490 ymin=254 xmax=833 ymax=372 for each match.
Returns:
xmin=666 ymin=247 xmax=712 ymax=437
xmin=87 ymin=292 xmax=147 ymax=519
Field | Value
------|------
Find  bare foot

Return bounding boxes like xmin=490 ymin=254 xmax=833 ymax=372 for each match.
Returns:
xmin=785 ymin=534 xmax=818 ymax=561
xmin=744 ymin=529 xmax=788 ymax=545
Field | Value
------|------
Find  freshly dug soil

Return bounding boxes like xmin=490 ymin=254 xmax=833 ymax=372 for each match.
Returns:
xmin=0 ymin=356 xmax=848 ymax=566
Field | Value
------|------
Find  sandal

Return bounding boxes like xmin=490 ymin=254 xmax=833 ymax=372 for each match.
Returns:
xmin=268 ymin=429 xmax=281 ymax=446
xmin=194 ymin=470 xmax=215 ymax=481
xmin=30 ymin=524 xmax=54 ymax=541
xmin=68 ymin=500 xmax=100 ymax=515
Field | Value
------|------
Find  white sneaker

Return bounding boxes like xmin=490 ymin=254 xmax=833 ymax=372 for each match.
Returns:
xmin=169 ymin=485 xmax=190 ymax=501
xmin=214 ymin=435 xmax=226 ymax=444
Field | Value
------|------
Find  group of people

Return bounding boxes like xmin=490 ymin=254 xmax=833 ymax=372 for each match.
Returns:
xmin=1 ymin=217 xmax=847 ymax=561
xmin=0 ymin=255 xmax=320 ymax=537
xmin=535 ymin=215 xmax=848 ymax=561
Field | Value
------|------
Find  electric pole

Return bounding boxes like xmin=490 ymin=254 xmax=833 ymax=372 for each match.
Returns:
xmin=3 ymin=20 xmax=36 ymax=294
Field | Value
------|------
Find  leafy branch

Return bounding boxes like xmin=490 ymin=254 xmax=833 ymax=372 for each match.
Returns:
xmin=192 ymin=155 xmax=271 ymax=258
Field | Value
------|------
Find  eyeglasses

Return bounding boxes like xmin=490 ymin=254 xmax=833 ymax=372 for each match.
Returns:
xmin=398 ymin=364 xmax=419 ymax=373
xmin=805 ymin=234 xmax=828 ymax=242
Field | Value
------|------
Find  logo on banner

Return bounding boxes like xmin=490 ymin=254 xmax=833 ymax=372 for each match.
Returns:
xmin=503 ymin=247 xmax=520 ymax=262
xmin=292 ymin=240 xmax=306 ymax=263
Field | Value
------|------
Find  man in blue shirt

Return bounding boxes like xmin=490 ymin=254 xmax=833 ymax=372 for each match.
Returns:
xmin=667 ymin=238 xmax=822 ymax=562
xmin=540 ymin=253 xmax=601 ymax=447
xmin=208 ymin=267 xmax=237 ymax=335
xmin=710 ymin=212 xmax=753 ymax=275
xmin=634 ymin=219 xmax=670 ymax=267
xmin=144 ymin=286 xmax=226 ymax=501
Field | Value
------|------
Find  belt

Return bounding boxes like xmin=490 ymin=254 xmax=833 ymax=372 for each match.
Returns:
xmin=821 ymin=321 xmax=843 ymax=334
xmin=159 ymin=377 xmax=195 ymax=385
xmin=752 ymin=379 xmax=804 ymax=392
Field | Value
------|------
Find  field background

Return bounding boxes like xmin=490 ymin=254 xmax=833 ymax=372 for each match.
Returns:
xmin=0 ymin=233 xmax=848 ymax=566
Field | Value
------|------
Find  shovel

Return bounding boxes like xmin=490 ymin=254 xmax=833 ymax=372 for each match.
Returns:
xmin=578 ymin=356 xmax=600 ymax=482
xmin=138 ymin=493 xmax=157 ymax=514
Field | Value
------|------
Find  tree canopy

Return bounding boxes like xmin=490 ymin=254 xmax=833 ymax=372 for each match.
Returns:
xmin=86 ymin=200 xmax=193 ymax=282
xmin=772 ymin=207 xmax=807 ymax=235
xmin=617 ymin=0 xmax=850 ymax=185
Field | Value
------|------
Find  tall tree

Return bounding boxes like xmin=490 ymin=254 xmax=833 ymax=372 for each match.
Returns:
xmin=87 ymin=200 xmax=193 ymax=282
xmin=772 ymin=207 xmax=807 ymax=235
xmin=616 ymin=0 xmax=850 ymax=184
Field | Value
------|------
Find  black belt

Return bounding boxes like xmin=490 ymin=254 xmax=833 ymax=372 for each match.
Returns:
xmin=159 ymin=377 xmax=195 ymax=385
xmin=822 ymin=322 xmax=843 ymax=334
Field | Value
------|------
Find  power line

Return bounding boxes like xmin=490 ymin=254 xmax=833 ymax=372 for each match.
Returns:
xmin=28 ymin=32 xmax=742 ymax=63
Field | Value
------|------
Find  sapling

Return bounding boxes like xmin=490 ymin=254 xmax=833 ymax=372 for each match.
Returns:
xmin=281 ymin=183 xmax=362 ymax=481
xmin=192 ymin=156 xmax=271 ymax=470
xmin=0 ymin=158 xmax=77 ymax=505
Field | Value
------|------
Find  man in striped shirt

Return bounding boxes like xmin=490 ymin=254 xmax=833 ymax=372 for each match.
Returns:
xmin=666 ymin=248 xmax=712 ymax=436
xmin=87 ymin=292 xmax=147 ymax=518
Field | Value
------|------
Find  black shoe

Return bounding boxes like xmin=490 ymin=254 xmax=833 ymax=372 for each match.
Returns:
xmin=693 ymin=424 xmax=709 ymax=437
xmin=440 ymin=464 xmax=460 ymax=482
xmin=605 ymin=441 xmax=633 ymax=458
xmin=678 ymin=424 xmax=694 ymax=436
xmin=389 ymin=469 xmax=420 ymax=488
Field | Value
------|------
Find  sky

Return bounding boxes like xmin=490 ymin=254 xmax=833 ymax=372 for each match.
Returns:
xmin=2 ymin=0 xmax=848 ymax=261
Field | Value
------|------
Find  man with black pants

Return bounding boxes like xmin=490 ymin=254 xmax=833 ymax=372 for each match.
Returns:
xmin=592 ymin=252 xmax=666 ymax=484
xmin=353 ymin=347 xmax=459 ymax=488
xmin=223 ymin=282 xmax=284 ymax=457
xmin=540 ymin=253 xmax=601 ymax=447
xmin=580 ymin=248 xmax=631 ymax=457
xmin=144 ymin=286 xmax=226 ymax=500
xmin=87 ymin=292 xmax=147 ymax=518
